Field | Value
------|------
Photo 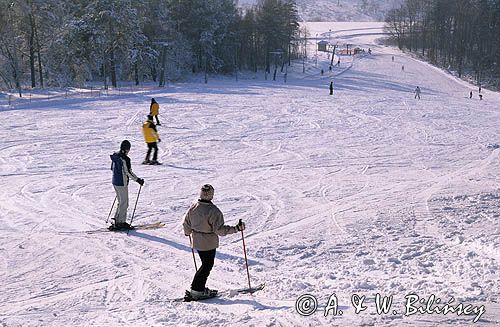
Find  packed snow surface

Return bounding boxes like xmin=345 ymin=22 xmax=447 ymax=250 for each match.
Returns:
xmin=0 ymin=22 xmax=499 ymax=326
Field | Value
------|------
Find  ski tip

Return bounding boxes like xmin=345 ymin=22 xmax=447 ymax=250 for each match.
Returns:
xmin=239 ymin=283 xmax=266 ymax=294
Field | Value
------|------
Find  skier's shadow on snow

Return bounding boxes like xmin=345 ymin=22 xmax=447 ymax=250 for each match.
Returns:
xmin=130 ymin=231 xmax=263 ymax=266
xmin=209 ymin=298 xmax=291 ymax=310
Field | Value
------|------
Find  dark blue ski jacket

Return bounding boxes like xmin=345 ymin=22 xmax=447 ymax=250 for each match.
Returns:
xmin=110 ymin=151 xmax=138 ymax=186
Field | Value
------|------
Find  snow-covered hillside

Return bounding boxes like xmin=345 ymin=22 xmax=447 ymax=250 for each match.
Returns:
xmin=1 ymin=22 xmax=499 ymax=326
xmin=239 ymin=0 xmax=403 ymax=21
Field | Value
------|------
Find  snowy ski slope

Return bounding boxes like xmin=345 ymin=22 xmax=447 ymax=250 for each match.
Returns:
xmin=0 ymin=22 xmax=499 ymax=326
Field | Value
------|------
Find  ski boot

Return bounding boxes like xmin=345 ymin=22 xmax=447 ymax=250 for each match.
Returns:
xmin=187 ymin=288 xmax=215 ymax=300
xmin=108 ymin=222 xmax=134 ymax=231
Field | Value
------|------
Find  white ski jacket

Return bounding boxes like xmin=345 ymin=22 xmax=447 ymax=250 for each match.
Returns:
xmin=183 ymin=200 xmax=238 ymax=251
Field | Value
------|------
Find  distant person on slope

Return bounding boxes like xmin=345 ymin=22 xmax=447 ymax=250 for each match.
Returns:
xmin=414 ymin=86 xmax=421 ymax=100
xmin=142 ymin=115 xmax=161 ymax=165
xmin=110 ymin=140 xmax=144 ymax=230
xmin=183 ymin=184 xmax=245 ymax=300
xmin=470 ymin=91 xmax=473 ymax=99
xmin=329 ymin=81 xmax=334 ymax=95
xmin=150 ymin=98 xmax=161 ymax=125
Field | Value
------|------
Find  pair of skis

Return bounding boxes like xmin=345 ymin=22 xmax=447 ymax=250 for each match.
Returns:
xmin=179 ymin=283 xmax=266 ymax=302
xmin=142 ymin=161 xmax=163 ymax=165
xmin=90 ymin=221 xmax=165 ymax=234
xmin=60 ymin=221 xmax=165 ymax=235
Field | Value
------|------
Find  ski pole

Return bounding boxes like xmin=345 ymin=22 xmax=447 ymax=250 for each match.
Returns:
xmin=189 ymin=235 xmax=198 ymax=271
xmin=106 ymin=196 xmax=117 ymax=223
xmin=128 ymin=184 xmax=142 ymax=229
xmin=239 ymin=219 xmax=251 ymax=290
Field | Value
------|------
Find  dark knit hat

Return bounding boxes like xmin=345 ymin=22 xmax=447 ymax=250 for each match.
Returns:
xmin=120 ymin=140 xmax=131 ymax=151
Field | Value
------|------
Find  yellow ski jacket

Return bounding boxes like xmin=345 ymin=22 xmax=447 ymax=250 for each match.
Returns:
xmin=150 ymin=102 xmax=160 ymax=116
xmin=142 ymin=120 xmax=160 ymax=143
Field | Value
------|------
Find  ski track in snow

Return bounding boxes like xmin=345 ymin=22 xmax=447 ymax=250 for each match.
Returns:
xmin=1 ymin=22 xmax=499 ymax=326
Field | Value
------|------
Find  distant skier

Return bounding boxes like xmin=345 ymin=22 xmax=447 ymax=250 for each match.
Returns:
xmin=329 ymin=81 xmax=333 ymax=95
xmin=414 ymin=86 xmax=421 ymax=99
xmin=321 ymin=69 xmax=324 ymax=75
xmin=478 ymin=85 xmax=482 ymax=93
xmin=329 ymin=65 xmax=332 ymax=72
xmin=392 ymin=56 xmax=394 ymax=62
xmin=183 ymin=184 xmax=245 ymax=300
xmin=402 ymin=65 xmax=405 ymax=71
xmin=469 ymin=91 xmax=473 ymax=99
xmin=150 ymin=98 xmax=161 ymax=125
xmin=337 ymin=59 xmax=340 ymax=67
xmin=479 ymin=94 xmax=483 ymax=100
xmin=142 ymin=115 xmax=161 ymax=165
xmin=110 ymin=140 xmax=144 ymax=230
xmin=368 ymin=48 xmax=372 ymax=55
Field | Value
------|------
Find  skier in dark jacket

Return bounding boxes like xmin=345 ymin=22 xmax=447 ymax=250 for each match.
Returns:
xmin=329 ymin=81 xmax=333 ymax=95
xmin=414 ymin=86 xmax=421 ymax=99
xmin=110 ymin=140 xmax=144 ymax=230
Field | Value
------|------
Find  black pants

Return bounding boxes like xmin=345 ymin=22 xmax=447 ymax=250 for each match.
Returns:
xmin=191 ymin=249 xmax=216 ymax=291
xmin=145 ymin=142 xmax=158 ymax=161
xmin=154 ymin=115 xmax=161 ymax=125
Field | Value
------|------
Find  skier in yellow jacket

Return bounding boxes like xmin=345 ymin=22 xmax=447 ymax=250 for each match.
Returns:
xmin=142 ymin=115 xmax=161 ymax=165
xmin=150 ymin=98 xmax=161 ymax=125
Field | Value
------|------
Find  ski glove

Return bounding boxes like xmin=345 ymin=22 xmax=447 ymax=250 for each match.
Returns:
xmin=236 ymin=221 xmax=245 ymax=231
xmin=158 ymin=139 xmax=161 ymax=143
xmin=137 ymin=178 xmax=145 ymax=186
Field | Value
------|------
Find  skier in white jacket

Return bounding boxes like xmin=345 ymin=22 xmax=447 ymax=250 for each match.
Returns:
xmin=183 ymin=184 xmax=245 ymax=299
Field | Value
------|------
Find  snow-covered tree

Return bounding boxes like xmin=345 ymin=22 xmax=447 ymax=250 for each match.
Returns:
xmin=167 ymin=0 xmax=238 ymax=79
xmin=0 ymin=1 xmax=24 ymax=95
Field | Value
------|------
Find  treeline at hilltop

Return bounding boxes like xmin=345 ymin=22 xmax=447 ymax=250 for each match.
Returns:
xmin=0 ymin=0 xmax=299 ymax=93
xmin=384 ymin=0 xmax=500 ymax=88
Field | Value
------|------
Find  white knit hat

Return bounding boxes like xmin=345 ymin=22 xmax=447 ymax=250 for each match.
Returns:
xmin=200 ymin=184 xmax=214 ymax=201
